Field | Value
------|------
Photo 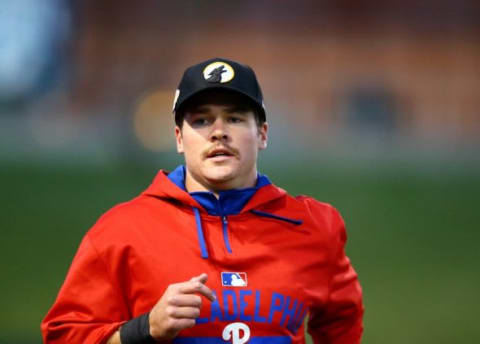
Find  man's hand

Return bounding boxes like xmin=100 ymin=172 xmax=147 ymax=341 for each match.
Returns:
xmin=106 ymin=273 xmax=215 ymax=344
xmin=149 ymin=273 xmax=215 ymax=340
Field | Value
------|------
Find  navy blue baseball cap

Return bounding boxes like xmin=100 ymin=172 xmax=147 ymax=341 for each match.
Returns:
xmin=172 ymin=57 xmax=266 ymax=123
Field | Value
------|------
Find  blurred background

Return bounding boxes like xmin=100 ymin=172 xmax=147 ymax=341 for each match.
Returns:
xmin=1 ymin=0 xmax=479 ymax=343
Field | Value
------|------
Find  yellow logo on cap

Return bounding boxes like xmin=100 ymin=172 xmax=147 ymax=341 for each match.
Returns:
xmin=203 ymin=62 xmax=235 ymax=83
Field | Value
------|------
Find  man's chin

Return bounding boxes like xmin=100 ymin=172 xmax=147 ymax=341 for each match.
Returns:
xmin=204 ymin=174 xmax=234 ymax=187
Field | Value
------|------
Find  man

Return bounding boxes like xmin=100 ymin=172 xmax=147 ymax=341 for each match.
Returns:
xmin=42 ymin=57 xmax=364 ymax=343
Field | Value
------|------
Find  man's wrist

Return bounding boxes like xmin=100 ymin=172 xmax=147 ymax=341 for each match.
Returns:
xmin=119 ymin=313 xmax=155 ymax=344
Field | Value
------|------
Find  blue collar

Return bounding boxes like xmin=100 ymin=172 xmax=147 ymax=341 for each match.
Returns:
xmin=167 ymin=165 xmax=271 ymax=216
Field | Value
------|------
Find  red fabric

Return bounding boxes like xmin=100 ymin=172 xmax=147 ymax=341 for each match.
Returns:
xmin=41 ymin=170 xmax=363 ymax=343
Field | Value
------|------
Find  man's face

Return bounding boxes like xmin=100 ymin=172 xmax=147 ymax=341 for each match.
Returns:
xmin=175 ymin=91 xmax=268 ymax=193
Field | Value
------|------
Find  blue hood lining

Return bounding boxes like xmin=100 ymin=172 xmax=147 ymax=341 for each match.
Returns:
xmin=168 ymin=165 xmax=271 ymax=216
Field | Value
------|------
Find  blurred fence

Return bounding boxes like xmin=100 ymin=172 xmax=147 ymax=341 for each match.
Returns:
xmin=1 ymin=0 xmax=479 ymax=164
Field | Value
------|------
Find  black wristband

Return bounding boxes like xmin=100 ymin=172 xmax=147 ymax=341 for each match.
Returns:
xmin=120 ymin=312 xmax=156 ymax=344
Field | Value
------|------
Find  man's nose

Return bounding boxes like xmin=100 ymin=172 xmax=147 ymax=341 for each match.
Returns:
xmin=209 ymin=118 xmax=229 ymax=141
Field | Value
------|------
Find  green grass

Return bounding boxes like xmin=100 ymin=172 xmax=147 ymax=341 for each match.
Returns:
xmin=1 ymin=161 xmax=479 ymax=343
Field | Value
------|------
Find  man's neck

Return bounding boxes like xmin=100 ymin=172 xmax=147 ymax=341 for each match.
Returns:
xmin=184 ymin=169 xmax=257 ymax=198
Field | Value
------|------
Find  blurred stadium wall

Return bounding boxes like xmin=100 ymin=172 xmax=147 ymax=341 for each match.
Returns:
xmin=1 ymin=0 xmax=479 ymax=165
xmin=0 ymin=1 xmax=479 ymax=344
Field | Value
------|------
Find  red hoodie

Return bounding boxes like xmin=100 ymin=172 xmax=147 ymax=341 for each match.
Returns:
xmin=41 ymin=167 xmax=363 ymax=343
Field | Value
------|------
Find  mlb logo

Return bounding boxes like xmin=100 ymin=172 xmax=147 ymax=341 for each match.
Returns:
xmin=221 ymin=272 xmax=248 ymax=287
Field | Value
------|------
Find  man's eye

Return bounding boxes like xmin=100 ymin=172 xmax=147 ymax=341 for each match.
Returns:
xmin=192 ymin=118 xmax=209 ymax=126
xmin=228 ymin=117 xmax=243 ymax=123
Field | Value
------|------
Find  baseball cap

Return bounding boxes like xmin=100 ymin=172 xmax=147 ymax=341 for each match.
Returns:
xmin=172 ymin=57 xmax=266 ymax=123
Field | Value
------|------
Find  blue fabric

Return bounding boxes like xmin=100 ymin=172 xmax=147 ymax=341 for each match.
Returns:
xmin=168 ymin=165 xmax=189 ymax=191
xmin=173 ymin=336 xmax=291 ymax=344
xmin=221 ymin=216 xmax=232 ymax=253
xmin=192 ymin=207 xmax=209 ymax=259
xmin=168 ymin=165 xmax=271 ymax=216
xmin=250 ymin=210 xmax=303 ymax=225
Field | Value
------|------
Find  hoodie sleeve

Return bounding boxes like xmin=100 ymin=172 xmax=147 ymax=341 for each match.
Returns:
xmin=41 ymin=232 xmax=129 ymax=344
xmin=307 ymin=207 xmax=364 ymax=344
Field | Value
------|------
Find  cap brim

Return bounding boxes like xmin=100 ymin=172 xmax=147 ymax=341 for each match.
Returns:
xmin=174 ymin=86 xmax=266 ymax=123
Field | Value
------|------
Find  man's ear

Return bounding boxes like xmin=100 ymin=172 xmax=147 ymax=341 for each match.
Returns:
xmin=258 ymin=122 xmax=268 ymax=150
xmin=175 ymin=126 xmax=184 ymax=153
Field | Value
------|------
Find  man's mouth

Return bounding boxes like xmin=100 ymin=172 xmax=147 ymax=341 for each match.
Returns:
xmin=206 ymin=147 xmax=235 ymax=159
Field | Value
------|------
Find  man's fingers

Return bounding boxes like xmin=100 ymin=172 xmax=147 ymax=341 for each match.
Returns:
xmin=149 ymin=275 xmax=214 ymax=341
xmin=179 ymin=280 xmax=215 ymax=302
xmin=190 ymin=273 xmax=208 ymax=284
xmin=168 ymin=294 xmax=202 ymax=307
xmin=167 ymin=306 xmax=201 ymax=319
xmin=168 ymin=318 xmax=196 ymax=332
xmin=180 ymin=275 xmax=216 ymax=302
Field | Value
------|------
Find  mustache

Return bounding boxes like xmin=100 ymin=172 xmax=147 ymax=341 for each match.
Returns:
xmin=204 ymin=144 xmax=239 ymax=158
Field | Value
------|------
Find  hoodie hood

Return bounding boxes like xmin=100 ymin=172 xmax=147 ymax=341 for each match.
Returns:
xmin=142 ymin=165 xmax=302 ymax=259
xmin=142 ymin=165 xmax=287 ymax=215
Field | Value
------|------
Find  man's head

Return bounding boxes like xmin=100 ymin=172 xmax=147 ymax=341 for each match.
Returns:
xmin=173 ymin=57 xmax=266 ymax=127
xmin=172 ymin=58 xmax=268 ymax=194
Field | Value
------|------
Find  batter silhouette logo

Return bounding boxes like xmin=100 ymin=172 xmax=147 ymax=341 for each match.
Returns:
xmin=221 ymin=272 xmax=247 ymax=287
xmin=203 ymin=61 xmax=235 ymax=83
xmin=223 ymin=322 xmax=250 ymax=344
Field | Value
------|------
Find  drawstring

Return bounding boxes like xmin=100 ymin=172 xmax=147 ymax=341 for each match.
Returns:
xmin=250 ymin=209 xmax=303 ymax=225
xmin=221 ymin=216 xmax=233 ymax=253
xmin=192 ymin=207 xmax=209 ymax=259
